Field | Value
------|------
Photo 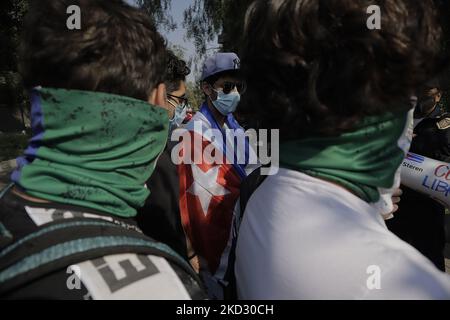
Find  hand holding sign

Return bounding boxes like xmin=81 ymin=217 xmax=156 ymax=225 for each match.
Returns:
xmin=401 ymin=152 xmax=450 ymax=208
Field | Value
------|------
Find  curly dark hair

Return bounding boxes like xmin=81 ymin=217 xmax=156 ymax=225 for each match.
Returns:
xmin=240 ymin=0 xmax=448 ymax=140
xmin=165 ymin=50 xmax=190 ymax=93
xmin=20 ymin=0 xmax=167 ymax=101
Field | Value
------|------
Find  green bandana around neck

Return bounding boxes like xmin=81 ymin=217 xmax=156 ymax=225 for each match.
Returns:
xmin=12 ymin=87 xmax=169 ymax=217
xmin=279 ymin=111 xmax=412 ymax=204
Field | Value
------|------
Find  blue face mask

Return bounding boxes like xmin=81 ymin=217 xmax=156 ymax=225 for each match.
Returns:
xmin=210 ymin=89 xmax=240 ymax=116
xmin=415 ymin=95 xmax=442 ymax=119
xmin=168 ymin=100 xmax=187 ymax=132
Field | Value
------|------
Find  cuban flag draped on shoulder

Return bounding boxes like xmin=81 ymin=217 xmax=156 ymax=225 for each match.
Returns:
xmin=172 ymin=103 xmax=259 ymax=298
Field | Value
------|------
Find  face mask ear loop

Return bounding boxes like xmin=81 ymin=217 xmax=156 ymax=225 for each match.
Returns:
xmin=207 ymin=83 xmax=219 ymax=104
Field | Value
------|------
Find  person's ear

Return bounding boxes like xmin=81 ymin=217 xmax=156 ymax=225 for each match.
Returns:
xmin=149 ymin=83 xmax=167 ymax=107
xmin=436 ymin=92 xmax=442 ymax=103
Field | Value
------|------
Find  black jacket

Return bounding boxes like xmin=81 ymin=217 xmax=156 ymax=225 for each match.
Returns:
xmin=136 ymin=144 xmax=188 ymax=260
xmin=387 ymin=113 xmax=450 ymax=271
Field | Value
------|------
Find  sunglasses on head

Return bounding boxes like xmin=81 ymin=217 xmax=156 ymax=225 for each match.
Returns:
xmin=221 ymin=81 xmax=246 ymax=94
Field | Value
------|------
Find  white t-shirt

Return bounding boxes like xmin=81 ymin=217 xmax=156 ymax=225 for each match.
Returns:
xmin=235 ymin=168 xmax=450 ymax=299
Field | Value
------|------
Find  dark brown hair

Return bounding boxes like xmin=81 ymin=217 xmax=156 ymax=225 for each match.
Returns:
xmin=240 ymin=0 xmax=448 ymax=140
xmin=165 ymin=50 xmax=190 ymax=93
xmin=20 ymin=0 xmax=166 ymax=101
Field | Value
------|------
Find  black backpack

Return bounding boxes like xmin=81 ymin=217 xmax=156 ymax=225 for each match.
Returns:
xmin=223 ymin=167 xmax=268 ymax=300
xmin=0 ymin=183 xmax=202 ymax=297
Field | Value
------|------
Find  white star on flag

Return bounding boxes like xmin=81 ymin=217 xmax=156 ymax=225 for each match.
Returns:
xmin=187 ymin=164 xmax=230 ymax=216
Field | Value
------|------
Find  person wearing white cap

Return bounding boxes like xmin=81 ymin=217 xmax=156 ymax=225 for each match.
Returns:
xmin=176 ymin=52 xmax=258 ymax=299
xmin=199 ymin=52 xmax=244 ymax=125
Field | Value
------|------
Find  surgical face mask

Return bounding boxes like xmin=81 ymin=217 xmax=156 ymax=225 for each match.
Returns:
xmin=209 ymin=87 xmax=240 ymax=116
xmin=167 ymin=99 xmax=187 ymax=131
xmin=415 ymin=95 xmax=441 ymax=119
xmin=427 ymin=104 xmax=442 ymax=119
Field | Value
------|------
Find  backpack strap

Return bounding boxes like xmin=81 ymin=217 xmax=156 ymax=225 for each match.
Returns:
xmin=0 ymin=183 xmax=14 ymax=200
xmin=0 ymin=217 xmax=201 ymax=295
xmin=0 ymin=184 xmax=15 ymax=249
xmin=223 ymin=166 xmax=268 ymax=299
xmin=239 ymin=167 xmax=269 ymax=219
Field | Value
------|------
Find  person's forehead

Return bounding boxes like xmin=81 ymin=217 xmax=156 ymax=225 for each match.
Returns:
xmin=428 ymin=87 xmax=440 ymax=95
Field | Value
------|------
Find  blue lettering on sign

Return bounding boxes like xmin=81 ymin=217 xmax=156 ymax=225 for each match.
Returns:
xmin=436 ymin=180 xmax=448 ymax=194
xmin=422 ymin=176 xmax=450 ymax=197
xmin=431 ymin=178 xmax=437 ymax=190
xmin=422 ymin=176 xmax=431 ymax=189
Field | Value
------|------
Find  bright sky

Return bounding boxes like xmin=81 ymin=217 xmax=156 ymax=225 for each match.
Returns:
xmin=126 ymin=0 xmax=219 ymax=82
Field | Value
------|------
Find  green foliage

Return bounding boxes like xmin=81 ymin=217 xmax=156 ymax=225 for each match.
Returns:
xmin=0 ymin=133 xmax=29 ymax=161
xmin=186 ymin=81 xmax=203 ymax=111
xmin=136 ymin=0 xmax=176 ymax=32
xmin=183 ymin=0 xmax=224 ymax=56
xmin=0 ymin=0 xmax=29 ymax=71
xmin=0 ymin=0 xmax=29 ymax=117
xmin=182 ymin=0 xmax=254 ymax=58
xmin=169 ymin=44 xmax=187 ymax=60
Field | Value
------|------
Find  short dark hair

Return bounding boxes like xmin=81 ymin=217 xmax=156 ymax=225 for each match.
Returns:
xmin=240 ymin=0 xmax=447 ymax=140
xmin=165 ymin=50 xmax=190 ymax=93
xmin=20 ymin=0 xmax=166 ymax=101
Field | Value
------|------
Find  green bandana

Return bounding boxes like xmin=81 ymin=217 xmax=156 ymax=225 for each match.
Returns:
xmin=12 ymin=87 xmax=168 ymax=217
xmin=279 ymin=111 xmax=412 ymax=203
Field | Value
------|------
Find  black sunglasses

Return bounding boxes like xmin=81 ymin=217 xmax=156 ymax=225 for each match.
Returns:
xmin=222 ymin=81 xmax=246 ymax=94
xmin=167 ymin=93 xmax=188 ymax=107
